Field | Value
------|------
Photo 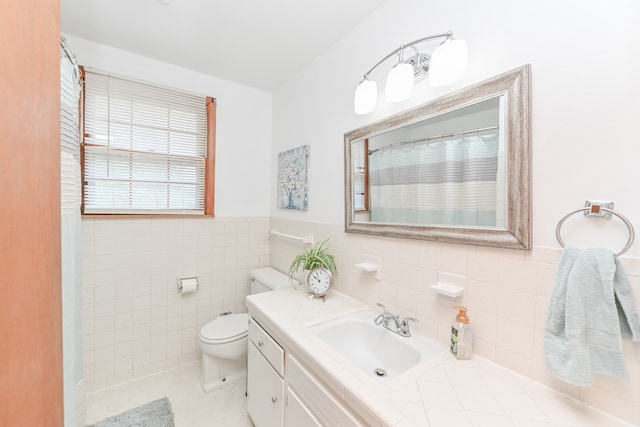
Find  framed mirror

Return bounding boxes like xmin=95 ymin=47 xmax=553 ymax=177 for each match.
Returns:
xmin=344 ymin=65 xmax=531 ymax=249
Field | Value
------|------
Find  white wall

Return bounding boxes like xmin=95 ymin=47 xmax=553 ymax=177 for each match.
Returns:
xmin=270 ymin=0 xmax=640 ymax=423
xmin=66 ymin=36 xmax=274 ymax=392
xmin=65 ymin=34 xmax=273 ymax=217
xmin=271 ymin=0 xmax=640 ymax=255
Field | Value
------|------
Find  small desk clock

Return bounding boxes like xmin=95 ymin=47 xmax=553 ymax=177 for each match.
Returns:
xmin=306 ymin=267 xmax=333 ymax=299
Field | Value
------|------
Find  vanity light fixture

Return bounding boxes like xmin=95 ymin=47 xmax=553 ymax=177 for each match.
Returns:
xmin=354 ymin=31 xmax=468 ymax=115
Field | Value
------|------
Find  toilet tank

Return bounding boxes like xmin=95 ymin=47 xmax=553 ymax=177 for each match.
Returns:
xmin=250 ymin=267 xmax=297 ymax=294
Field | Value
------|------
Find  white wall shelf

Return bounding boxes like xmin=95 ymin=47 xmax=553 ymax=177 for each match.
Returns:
xmin=430 ymin=282 xmax=464 ymax=298
xmin=354 ymin=262 xmax=377 ymax=272
xmin=430 ymin=271 xmax=467 ymax=298
xmin=355 ymin=255 xmax=381 ymax=280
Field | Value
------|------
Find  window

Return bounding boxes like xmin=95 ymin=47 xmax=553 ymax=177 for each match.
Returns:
xmin=353 ymin=138 xmax=369 ymax=212
xmin=82 ymin=68 xmax=215 ymax=215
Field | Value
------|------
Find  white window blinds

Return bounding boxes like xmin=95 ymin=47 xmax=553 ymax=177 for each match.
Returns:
xmin=83 ymin=70 xmax=207 ymax=214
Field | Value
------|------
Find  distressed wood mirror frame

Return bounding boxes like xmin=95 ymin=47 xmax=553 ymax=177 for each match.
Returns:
xmin=344 ymin=64 xmax=531 ymax=250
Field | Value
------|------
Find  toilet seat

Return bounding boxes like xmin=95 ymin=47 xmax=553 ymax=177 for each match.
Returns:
xmin=199 ymin=313 xmax=249 ymax=345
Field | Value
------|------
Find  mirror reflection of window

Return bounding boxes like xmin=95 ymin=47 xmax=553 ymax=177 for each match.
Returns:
xmin=353 ymin=139 xmax=369 ymax=214
xmin=368 ymin=129 xmax=499 ymax=226
xmin=358 ymin=96 xmax=505 ymax=228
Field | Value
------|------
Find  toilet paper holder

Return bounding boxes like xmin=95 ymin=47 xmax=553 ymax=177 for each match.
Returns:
xmin=177 ymin=275 xmax=199 ymax=292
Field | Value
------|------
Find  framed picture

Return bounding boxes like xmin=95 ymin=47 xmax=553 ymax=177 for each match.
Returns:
xmin=277 ymin=145 xmax=309 ymax=210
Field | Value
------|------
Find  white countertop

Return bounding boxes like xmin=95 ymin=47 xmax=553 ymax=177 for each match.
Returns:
xmin=246 ymin=287 xmax=635 ymax=427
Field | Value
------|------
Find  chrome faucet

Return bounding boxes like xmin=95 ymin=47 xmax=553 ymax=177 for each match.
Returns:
xmin=374 ymin=303 xmax=419 ymax=337
xmin=374 ymin=303 xmax=401 ymax=328
xmin=399 ymin=317 xmax=419 ymax=337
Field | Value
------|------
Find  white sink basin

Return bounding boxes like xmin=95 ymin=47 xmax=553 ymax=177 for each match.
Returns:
xmin=308 ymin=310 xmax=444 ymax=382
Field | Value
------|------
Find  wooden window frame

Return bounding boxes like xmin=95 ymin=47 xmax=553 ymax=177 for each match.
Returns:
xmin=80 ymin=66 xmax=216 ymax=218
xmin=354 ymin=138 xmax=370 ymax=213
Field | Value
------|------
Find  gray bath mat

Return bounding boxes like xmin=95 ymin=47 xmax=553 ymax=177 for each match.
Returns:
xmin=87 ymin=397 xmax=175 ymax=427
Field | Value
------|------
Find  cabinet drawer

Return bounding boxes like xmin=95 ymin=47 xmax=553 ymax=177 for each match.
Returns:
xmin=286 ymin=354 xmax=365 ymax=427
xmin=249 ymin=317 xmax=284 ymax=376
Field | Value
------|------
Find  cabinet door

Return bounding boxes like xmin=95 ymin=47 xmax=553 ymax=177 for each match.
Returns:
xmin=247 ymin=342 xmax=284 ymax=427
xmin=285 ymin=388 xmax=322 ymax=427
xmin=286 ymin=354 xmax=366 ymax=426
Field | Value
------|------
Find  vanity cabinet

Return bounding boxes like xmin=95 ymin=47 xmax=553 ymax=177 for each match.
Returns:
xmin=247 ymin=318 xmax=284 ymax=427
xmin=284 ymin=387 xmax=321 ymax=427
xmin=247 ymin=315 xmax=365 ymax=427
xmin=286 ymin=354 xmax=363 ymax=427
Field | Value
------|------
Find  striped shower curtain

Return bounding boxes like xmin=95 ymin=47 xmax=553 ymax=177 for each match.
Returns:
xmin=369 ymin=133 xmax=500 ymax=226
xmin=61 ymin=37 xmax=85 ymax=427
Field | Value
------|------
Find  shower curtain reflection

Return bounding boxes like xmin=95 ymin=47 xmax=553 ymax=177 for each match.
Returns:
xmin=368 ymin=133 xmax=500 ymax=226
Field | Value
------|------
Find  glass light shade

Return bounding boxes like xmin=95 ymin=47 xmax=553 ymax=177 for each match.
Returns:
xmin=385 ymin=62 xmax=414 ymax=103
xmin=354 ymin=79 xmax=377 ymax=115
xmin=428 ymin=39 xmax=468 ymax=87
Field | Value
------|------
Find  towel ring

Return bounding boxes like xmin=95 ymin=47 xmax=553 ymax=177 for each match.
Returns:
xmin=556 ymin=207 xmax=635 ymax=256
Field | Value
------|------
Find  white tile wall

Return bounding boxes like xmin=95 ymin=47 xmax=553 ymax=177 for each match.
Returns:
xmin=80 ymin=215 xmax=640 ymax=423
xmin=269 ymin=218 xmax=640 ymax=426
xmin=81 ymin=217 xmax=270 ymax=393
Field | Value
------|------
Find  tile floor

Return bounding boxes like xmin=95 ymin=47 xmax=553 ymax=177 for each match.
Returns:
xmin=85 ymin=362 xmax=253 ymax=427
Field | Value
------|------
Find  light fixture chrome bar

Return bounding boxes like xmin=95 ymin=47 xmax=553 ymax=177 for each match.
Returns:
xmin=361 ymin=31 xmax=453 ymax=79
xmin=354 ymin=30 xmax=467 ymax=114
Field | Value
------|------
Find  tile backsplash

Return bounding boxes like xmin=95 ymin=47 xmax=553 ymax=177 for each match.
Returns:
xmin=80 ymin=215 xmax=640 ymax=424
xmin=269 ymin=218 xmax=640 ymax=426
xmin=81 ymin=217 xmax=270 ymax=393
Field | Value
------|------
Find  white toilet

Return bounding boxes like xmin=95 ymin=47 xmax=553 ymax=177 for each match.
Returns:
xmin=198 ymin=267 xmax=293 ymax=392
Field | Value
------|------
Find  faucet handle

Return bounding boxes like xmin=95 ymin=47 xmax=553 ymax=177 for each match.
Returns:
xmin=376 ymin=302 xmax=390 ymax=313
xmin=400 ymin=317 xmax=419 ymax=337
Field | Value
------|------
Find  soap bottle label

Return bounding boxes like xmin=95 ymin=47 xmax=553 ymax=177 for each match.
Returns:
xmin=450 ymin=325 xmax=459 ymax=355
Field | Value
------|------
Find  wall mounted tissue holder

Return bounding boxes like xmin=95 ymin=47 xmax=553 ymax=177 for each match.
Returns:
xmin=178 ymin=276 xmax=199 ymax=293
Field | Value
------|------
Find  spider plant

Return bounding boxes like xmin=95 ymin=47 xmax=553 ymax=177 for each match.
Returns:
xmin=288 ymin=238 xmax=337 ymax=280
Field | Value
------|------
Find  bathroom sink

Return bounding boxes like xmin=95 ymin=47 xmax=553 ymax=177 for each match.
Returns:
xmin=308 ymin=310 xmax=444 ymax=382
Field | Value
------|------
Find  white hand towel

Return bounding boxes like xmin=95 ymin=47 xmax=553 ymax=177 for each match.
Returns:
xmin=544 ymin=247 xmax=640 ymax=387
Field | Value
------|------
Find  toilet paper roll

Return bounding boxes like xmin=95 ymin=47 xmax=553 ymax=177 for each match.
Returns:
xmin=179 ymin=277 xmax=198 ymax=294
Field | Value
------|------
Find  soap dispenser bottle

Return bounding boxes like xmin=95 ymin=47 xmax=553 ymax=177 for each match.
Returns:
xmin=450 ymin=306 xmax=472 ymax=360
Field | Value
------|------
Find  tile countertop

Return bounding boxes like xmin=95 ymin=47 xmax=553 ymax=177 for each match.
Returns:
xmin=246 ymin=287 xmax=635 ymax=427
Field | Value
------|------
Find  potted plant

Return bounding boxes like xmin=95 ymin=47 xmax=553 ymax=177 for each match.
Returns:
xmin=288 ymin=238 xmax=337 ymax=282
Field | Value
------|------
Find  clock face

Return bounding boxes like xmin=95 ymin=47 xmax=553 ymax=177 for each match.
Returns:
xmin=307 ymin=268 xmax=333 ymax=297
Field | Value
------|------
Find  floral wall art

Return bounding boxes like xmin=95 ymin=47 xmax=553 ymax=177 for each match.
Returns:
xmin=277 ymin=145 xmax=309 ymax=210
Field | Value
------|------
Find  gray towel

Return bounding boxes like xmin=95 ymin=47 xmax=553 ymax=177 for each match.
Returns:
xmin=544 ymin=247 xmax=640 ymax=387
